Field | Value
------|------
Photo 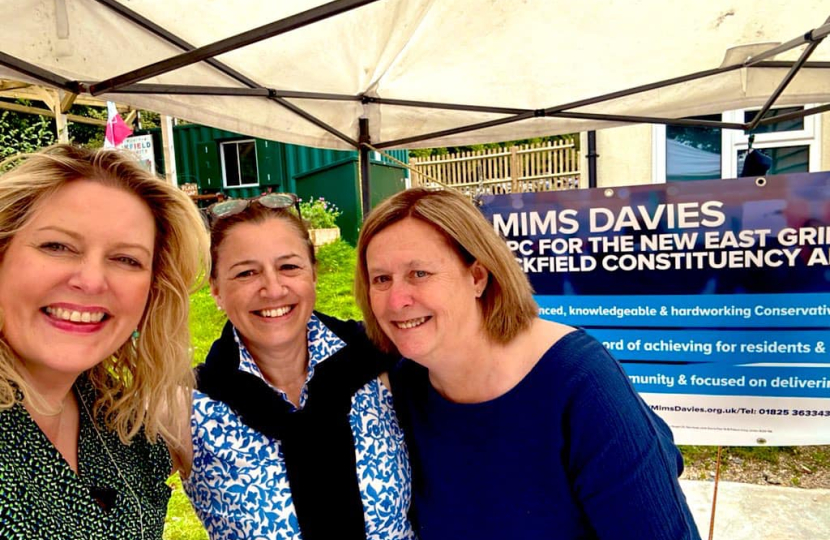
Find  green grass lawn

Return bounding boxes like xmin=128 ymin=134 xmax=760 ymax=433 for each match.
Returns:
xmin=164 ymin=239 xmax=361 ymax=539
xmin=163 ymin=474 xmax=208 ymax=540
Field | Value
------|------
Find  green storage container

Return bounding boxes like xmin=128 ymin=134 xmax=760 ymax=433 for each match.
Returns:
xmin=294 ymin=158 xmax=407 ymax=244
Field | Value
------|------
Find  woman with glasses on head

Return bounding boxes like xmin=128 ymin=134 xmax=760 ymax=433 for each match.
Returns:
xmin=0 ymin=144 xmax=208 ymax=540
xmin=176 ymin=194 xmax=415 ymax=540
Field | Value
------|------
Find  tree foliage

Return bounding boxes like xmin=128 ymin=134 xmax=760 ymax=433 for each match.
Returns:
xmin=138 ymin=110 xmax=161 ymax=130
xmin=67 ymin=104 xmax=107 ymax=149
xmin=0 ymin=103 xmax=57 ymax=165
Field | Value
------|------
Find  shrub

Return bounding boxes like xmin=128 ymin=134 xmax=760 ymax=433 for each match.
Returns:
xmin=300 ymin=196 xmax=342 ymax=229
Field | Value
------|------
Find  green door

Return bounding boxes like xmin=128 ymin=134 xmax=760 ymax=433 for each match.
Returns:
xmin=196 ymin=142 xmax=222 ymax=190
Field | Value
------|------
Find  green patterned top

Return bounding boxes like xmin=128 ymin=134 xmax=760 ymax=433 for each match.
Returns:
xmin=0 ymin=378 xmax=172 ymax=540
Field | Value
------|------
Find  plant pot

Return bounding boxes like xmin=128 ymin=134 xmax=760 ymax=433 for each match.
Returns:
xmin=309 ymin=227 xmax=340 ymax=247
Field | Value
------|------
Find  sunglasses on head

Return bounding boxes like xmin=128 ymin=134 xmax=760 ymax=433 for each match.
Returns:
xmin=205 ymin=193 xmax=302 ymax=226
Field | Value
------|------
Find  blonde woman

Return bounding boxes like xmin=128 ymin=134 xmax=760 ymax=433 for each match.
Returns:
xmin=0 ymin=144 xmax=208 ymax=540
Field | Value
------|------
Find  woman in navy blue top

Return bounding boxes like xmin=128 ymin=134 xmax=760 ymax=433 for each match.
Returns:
xmin=354 ymin=187 xmax=701 ymax=540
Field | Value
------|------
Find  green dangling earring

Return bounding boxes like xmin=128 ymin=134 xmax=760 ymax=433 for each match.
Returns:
xmin=131 ymin=329 xmax=140 ymax=349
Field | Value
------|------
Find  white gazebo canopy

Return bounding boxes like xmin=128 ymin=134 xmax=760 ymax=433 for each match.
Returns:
xmin=0 ymin=0 xmax=828 ymax=152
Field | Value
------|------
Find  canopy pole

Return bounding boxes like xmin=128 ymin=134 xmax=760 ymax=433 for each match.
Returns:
xmin=93 ymin=0 xmax=356 ymax=147
xmin=54 ymin=107 xmax=69 ymax=143
xmin=757 ymin=102 xmax=830 ymax=125
xmin=160 ymin=115 xmax=178 ymax=187
xmin=746 ymin=15 xmax=828 ymax=132
xmin=0 ymin=51 xmax=80 ymax=93
xmin=586 ymin=131 xmax=598 ymax=188
xmin=359 ymin=118 xmax=371 ymax=219
xmin=90 ymin=0 xmax=381 ymax=94
xmin=41 ymin=88 xmax=70 ymax=143
xmin=708 ymin=446 xmax=724 ymax=540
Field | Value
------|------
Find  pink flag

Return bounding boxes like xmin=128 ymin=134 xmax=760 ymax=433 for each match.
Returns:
xmin=104 ymin=102 xmax=133 ymax=148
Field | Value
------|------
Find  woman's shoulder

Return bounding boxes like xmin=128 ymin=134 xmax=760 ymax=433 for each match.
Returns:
xmin=532 ymin=318 xmax=577 ymax=352
xmin=504 ymin=319 xmax=578 ymax=376
xmin=312 ymin=311 xmax=365 ymax=342
xmin=313 ymin=311 xmax=398 ymax=371
xmin=311 ymin=312 xmax=371 ymax=354
xmin=534 ymin=321 xmax=608 ymax=363
xmin=514 ymin=320 xmax=623 ymax=390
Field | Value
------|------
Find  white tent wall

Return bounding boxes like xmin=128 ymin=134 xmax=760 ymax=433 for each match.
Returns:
xmin=0 ymin=0 xmax=828 ymax=151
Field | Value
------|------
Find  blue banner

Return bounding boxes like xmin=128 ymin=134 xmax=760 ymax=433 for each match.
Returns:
xmin=480 ymin=173 xmax=830 ymax=445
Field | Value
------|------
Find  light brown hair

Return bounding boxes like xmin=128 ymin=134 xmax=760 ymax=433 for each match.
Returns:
xmin=0 ymin=144 xmax=209 ymax=445
xmin=355 ymin=187 xmax=537 ymax=353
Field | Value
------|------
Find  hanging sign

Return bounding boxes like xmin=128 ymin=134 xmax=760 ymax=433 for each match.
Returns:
xmin=122 ymin=134 xmax=156 ymax=173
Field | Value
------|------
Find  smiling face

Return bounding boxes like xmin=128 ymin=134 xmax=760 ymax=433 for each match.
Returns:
xmin=366 ymin=217 xmax=488 ymax=369
xmin=210 ymin=217 xmax=316 ymax=359
xmin=0 ymin=179 xmax=155 ymax=382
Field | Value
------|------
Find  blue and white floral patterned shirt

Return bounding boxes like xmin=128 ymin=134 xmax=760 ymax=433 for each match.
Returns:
xmin=184 ymin=314 xmax=415 ymax=540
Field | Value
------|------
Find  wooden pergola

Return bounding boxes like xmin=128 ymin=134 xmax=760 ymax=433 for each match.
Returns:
xmin=0 ymin=79 xmax=180 ymax=185
xmin=0 ymin=79 xmax=137 ymax=142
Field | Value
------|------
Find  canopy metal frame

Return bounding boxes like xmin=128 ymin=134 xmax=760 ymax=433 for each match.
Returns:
xmin=0 ymin=0 xmax=828 ymax=211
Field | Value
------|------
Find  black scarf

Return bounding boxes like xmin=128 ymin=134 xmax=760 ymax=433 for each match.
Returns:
xmin=195 ymin=312 xmax=395 ymax=540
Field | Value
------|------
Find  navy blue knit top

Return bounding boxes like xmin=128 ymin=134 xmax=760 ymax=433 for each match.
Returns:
xmin=392 ymin=329 xmax=701 ymax=540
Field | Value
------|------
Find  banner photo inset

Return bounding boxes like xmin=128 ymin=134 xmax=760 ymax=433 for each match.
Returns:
xmin=479 ymin=172 xmax=830 ymax=446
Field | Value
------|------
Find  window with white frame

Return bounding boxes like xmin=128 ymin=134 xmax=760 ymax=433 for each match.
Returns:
xmin=652 ymin=106 xmax=822 ymax=183
xmin=220 ymin=140 xmax=259 ymax=187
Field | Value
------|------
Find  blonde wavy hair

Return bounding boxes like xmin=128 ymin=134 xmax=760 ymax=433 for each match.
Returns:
xmin=0 ymin=144 xmax=209 ymax=446
xmin=355 ymin=187 xmax=538 ymax=354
